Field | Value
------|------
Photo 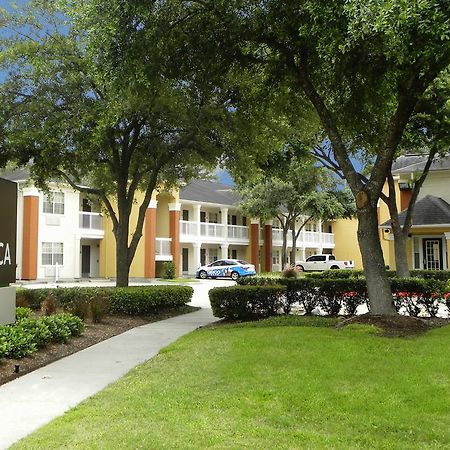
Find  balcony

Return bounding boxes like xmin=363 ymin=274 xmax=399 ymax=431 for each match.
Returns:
xmin=227 ymin=225 xmax=248 ymax=240
xmin=271 ymin=229 xmax=334 ymax=247
xmin=79 ymin=212 xmax=104 ymax=239
xmin=156 ymin=237 xmax=172 ymax=261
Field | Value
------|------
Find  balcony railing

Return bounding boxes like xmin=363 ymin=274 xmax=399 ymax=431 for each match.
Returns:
xmin=272 ymin=229 xmax=334 ymax=246
xmin=200 ymin=222 xmax=224 ymax=238
xmin=227 ymin=225 xmax=248 ymax=240
xmin=79 ymin=212 xmax=103 ymax=230
xmin=180 ymin=220 xmax=197 ymax=236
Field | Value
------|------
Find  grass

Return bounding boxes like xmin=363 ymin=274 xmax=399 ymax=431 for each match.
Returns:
xmin=14 ymin=316 xmax=450 ymax=449
xmin=158 ymin=278 xmax=199 ymax=283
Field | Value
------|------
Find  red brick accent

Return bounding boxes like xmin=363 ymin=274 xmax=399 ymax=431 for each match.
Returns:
xmin=250 ymin=223 xmax=259 ymax=271
xmin=22 ymin=196 xmax=39 ymax=280
xmin=264 ymin=224 xmax=272 ymax=272
xmin=400 ymin=189 xmax=413 ymax=211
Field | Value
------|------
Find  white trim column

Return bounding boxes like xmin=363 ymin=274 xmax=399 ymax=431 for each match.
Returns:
xmin=74 ymin=235 xmax=81 ymax=279
xmin=221 ymin=243 xmax=229 ymax=260
xmin=193 ymin=243 xmax=201 ymax=270
xmin=221 ymin=207 xmax=228 ymax=242
xmin=194 ymin=204 xmax=201 ymax=240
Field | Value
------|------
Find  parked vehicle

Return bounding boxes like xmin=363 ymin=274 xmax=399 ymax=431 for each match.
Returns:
xmin=196 ymin=259 xmax=256 ymax=280
xmin=295 ymin=254 xmax=354 ymax=272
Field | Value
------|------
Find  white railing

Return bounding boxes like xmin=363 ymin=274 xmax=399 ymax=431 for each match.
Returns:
xmin=156 ymin=237 xmax=172 ymax=256
xmin=79 ymin=212 xmax=102 ymax=230
xmin=227 ymin=225 xmax=248 ymax=240
xmin=200 ymin=222 xmax=224 ymax=238
xmin=322 ymin=233 xmax=334 ymax=245
xmin=180 ymin=220 xmax=197 ymax=236
xmin=271 ymin=229 xmax=335 ymax=246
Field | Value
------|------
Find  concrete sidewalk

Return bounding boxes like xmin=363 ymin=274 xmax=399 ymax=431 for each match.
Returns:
xmin=0 ymin=308 xmax=218 ymax=449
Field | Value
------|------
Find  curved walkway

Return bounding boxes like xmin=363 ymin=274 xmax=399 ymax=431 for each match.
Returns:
xmin=0 ymin=308 xmax=218 ymax=449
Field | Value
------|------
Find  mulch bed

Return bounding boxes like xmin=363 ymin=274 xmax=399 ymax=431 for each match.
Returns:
xmin=0 ymin=306 xmax=199 ymax=387
xmin=337 ymin=314 xmax=450 ymax=337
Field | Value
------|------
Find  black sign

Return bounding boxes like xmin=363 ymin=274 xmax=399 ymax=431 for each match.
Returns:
xmin=0 ymin=178 xmax=17 ymax=284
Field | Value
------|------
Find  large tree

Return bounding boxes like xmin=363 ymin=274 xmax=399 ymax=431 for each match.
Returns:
xmin=175 ymin=0 xmax=450 ymax=314
xmin=239 ymin=151 xmax=355 ymax=268
xmin=0 ymin=0 xmax=273 ymax=285
xmin=381 ymin=73 xmax=450 ymax=277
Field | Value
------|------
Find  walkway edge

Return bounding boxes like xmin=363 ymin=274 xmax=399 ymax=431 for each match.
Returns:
xmin=0 ymin=308 xmax=218 ymax=449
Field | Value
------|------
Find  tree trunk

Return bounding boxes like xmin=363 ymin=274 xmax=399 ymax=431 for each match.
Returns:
xmin=392 ymin=227 xmax=410 ymax=278
xmin=290 ymin=226 xmax=297 ymax=265
xmin=357 ymin=205 xmax=397 ymax=315
xmin=115 ymin=223 xmax=131 ymax=287
xmin=281 ymin=227 xmax=289 ymax=268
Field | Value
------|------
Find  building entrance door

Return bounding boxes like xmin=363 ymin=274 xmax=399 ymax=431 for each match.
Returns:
xmin=182 ymin=248 xmax=189 ymax=272
xmin=81 ymin=245 xmax=91 ymax=277
xmin=422 ymin=238 xmax=443 ymax=270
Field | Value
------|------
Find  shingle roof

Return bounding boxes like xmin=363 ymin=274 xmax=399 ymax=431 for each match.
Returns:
xmin=392 ymin=154 xmax=450 ymax=174
xmin=180 ymin=179 xmax=240 ymax=206
xmin=0 ymin=168 xmax=30 ymax=182
xmin=380 ymin=195 xmax=450 ymax=227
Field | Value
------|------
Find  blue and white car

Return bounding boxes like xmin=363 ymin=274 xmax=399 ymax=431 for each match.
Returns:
xmin=196 ymin=259 xmax=256 ymax=280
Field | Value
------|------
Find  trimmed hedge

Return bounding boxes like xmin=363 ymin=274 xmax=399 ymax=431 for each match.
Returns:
xmin=109 ymin=286 xmax=193 ymax=315
xmin=209 ymin=285 xmax=286 ymax=320
xmin=16 ymin=285 xmax=193 ymax=316
xmin=305 ymin=269 xmax=450 ymax=281
xmin=0 ymin=313 xmax=85 ymax=359
xmin=227 ymin=276 xmax=449 ymax=319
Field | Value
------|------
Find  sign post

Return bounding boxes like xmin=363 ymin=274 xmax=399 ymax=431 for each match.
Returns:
xmin=0 ymin=177 xmax=17 ymax=325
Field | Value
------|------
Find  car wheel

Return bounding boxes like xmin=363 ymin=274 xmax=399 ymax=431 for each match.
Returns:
xmin=199 ymin=270 xmax=207 ymax=279
xmin=330 ymin=265 xmax=339 ymax=270
xmin=296 ymin=265 xmax=304 ymax=272
xmin=231 ymin=271 xmax=239 ymax=281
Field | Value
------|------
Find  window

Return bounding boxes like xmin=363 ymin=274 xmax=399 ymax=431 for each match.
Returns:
xmin=43 ymin=192 xmax=64 ymax=214
xmin=242 ymin=217 xmax=247 ymax=226
xmin=182 ymin=209 xmax=189 ymax=221
xmin=42 ymin=242 xmax=63 ymax=266
xmin=307 ymin=255 xmax=326 ymax=262
xmin=305 ymin=222 xmax=317 ymax=232
xmin=209 ymin=212 xmax=218 ymax=223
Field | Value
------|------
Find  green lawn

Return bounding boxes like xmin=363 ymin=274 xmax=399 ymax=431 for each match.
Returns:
xmin=14 ymin=317 xmax=450 ymax=449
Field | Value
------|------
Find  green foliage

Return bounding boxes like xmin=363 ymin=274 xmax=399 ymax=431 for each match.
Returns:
xmin=391 ymin=278 xmax=446 ymax=317
xmin=162 ymin=262 xmax=176 ymax=280
xmin=16 ymin=286 xmax=193 ymax=317
xmin=108 ymin=286 xmax=193 ymax=315
xmin=0 ymin=313 xmax=84 ymax=359
xmin=15 ymin=307 xmax=32 ymax=322
xmin=238 ymin=276 xmax=449 ymax=318
xmin=209 ymin=285 xmax=286 ymax=320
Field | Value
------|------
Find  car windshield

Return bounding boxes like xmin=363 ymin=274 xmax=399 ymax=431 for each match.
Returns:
xmin=237 ymin=260 xmax=249 ymax=265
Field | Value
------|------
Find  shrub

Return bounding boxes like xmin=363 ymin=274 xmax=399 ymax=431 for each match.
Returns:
xmin=209 ymin=285 xmax=286 ymax=320
xmin=41 ymin=293 xmax=58 ymax=316
xmin=16 ymin=318 xmax=52 ymax=347
xmin=16 ymin=307 xmax=32 ymax=322
xmin=109 ymin=286 xmax=193 ymax=315
xmin=0 ymin=326 xmax=37 ymax=358
xmin=283 ymin=279 xmax=320 ymax=315
xmin=282 ymin=266 xmax=298 ymax=279
xmin=162 ymin=262 xmax=176 ymax=279
xmin=391 ymin=278 xmax=446 ymax=317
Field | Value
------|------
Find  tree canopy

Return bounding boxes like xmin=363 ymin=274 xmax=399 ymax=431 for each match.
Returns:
xmin=173 ymin=0 xmax=450 ymax=314
xmin=0 ymin=0 xmax=280 ymax=285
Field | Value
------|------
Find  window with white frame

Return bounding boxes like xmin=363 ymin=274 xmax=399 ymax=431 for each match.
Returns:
xmin=305 ymin=222 xmax=317 ymax=232
xmin=209 ymin=212 xmax=218 ymax=223
xmin=272 ymin=250 xmax=280 ymax=265
xmin=43 ymin=192 xmax=65 ymax=214
xmin=42 ymin=242 xmax=64 ymax=266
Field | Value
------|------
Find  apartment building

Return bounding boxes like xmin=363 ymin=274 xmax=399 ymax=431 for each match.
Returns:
xmin=379 ymin=155 xmax=450 ymax=271
xmin=3 ymin=170 xmax=349 ymax=280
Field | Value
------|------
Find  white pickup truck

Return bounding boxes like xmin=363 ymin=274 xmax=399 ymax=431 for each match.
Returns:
xmin=295 ymin=254 xmax=354 ymax=272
